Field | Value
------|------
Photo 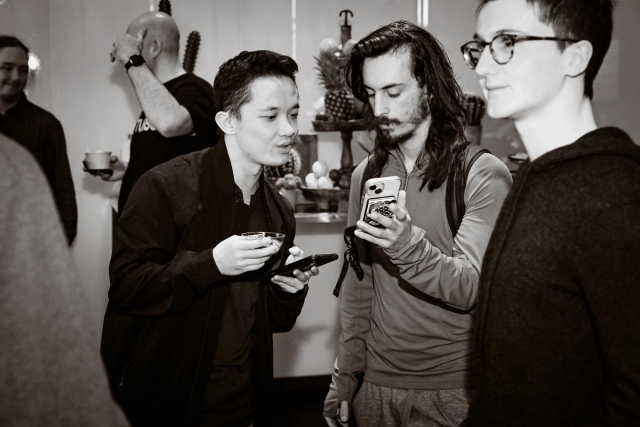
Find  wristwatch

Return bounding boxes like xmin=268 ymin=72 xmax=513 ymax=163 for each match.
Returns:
xmin=124 ymin=54 xmax=145 ymax=72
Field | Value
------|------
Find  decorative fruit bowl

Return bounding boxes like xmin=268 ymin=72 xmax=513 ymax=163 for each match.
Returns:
xmin=300 ymin=187 xmax=350 ymax=202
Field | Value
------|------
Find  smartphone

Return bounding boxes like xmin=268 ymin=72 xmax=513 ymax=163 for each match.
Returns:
xmin=359 ymin=176 xmax=402 ymax=228
xmin=263 ymin=253 xmax=339 ymax=280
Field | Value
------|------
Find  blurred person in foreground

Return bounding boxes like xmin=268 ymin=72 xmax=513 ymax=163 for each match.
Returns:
xmin=0 ymin=35 xmax=77 ymax=245
xmin=0 ymin=133 xmax=128 ymax=426
xmin=324 ymin=21 xmax=512 ymax=427
xmin=101 ymin=50 xmax=317 ymax=427
xmin=461 ymin=0 xmax=640 ymax=425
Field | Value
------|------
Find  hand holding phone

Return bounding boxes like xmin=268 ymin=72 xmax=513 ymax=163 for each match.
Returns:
xmin=355 ymin=189 xmax=414 ymax=252
xmin=267 ymin=249 xmax=334 ymax=293
xmin=359 ymin=176 xmax=402 ymax=229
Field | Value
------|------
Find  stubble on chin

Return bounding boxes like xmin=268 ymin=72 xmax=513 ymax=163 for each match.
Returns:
xmin=372 ymin=95 xmax=430 ymax=149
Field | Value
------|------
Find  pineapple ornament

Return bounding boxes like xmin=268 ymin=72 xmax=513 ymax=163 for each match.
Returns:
xmin=316 ymin=50 xmax=353 ymax=121
xmin=314 ymin=10 xmax=357 ymax=122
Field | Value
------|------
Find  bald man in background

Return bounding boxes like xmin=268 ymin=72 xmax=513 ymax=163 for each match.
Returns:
xmin=103 ymin=11 xmax=216 ymax=213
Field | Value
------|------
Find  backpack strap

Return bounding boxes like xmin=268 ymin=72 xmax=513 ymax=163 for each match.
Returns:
xmin=445 ymin=145 xmax=491 ymax=238
xmin=333 ymin=158 xmax=375 ymax=298
xmin=359 ymin=158 xmax=376 ymax=200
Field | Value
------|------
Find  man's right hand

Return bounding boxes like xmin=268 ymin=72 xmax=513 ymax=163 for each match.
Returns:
xmin=324 ymin=401 xmax=350 ymax=427
xmin=84 ymin=155 xmax=126 ymax=182
xmin=213 ymin=235 xmax=280 ymax=276
xmin=110 ymin=30 xmax=146 ymax=64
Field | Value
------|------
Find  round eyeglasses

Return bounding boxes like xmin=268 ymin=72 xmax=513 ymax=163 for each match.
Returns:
xmin=460 ymin=34 xmax=579 ymax=70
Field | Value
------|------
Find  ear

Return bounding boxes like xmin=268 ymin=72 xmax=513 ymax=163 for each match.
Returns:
xmin=565 ymin=40 xmax=593 ymax=78
xmin=215 ymin=111 xmax=236 ymax=135
xmin=148 ymin=38 xmax=163 ymax=59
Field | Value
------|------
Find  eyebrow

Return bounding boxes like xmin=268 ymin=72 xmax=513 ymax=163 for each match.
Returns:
xmin=364 ymin=83 xmax=404 ymax=91
xmin=260 ymin=103 xmax=300 ymax=112
xmin=473 ymin=29 xmax=526 ymax=41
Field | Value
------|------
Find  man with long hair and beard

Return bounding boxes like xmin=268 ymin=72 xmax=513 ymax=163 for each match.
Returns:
xmin=324 ymin=21 xmax=512 ymax=426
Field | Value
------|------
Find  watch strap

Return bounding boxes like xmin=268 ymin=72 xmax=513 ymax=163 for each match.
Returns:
xmin=125 ymin=54 xmax=145 ymax=71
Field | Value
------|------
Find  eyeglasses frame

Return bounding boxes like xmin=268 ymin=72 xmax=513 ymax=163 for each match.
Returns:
xmin=460 ymin=34 xmax=580 ymax=70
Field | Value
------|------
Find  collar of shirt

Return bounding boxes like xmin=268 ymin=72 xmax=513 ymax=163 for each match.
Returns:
xmin=1 ymin=92 xmax=28 ymax=119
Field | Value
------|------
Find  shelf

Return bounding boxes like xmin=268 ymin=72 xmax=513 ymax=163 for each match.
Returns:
xmin=294 ymin=212 xmax=348 ymax=224
xmin=312 ymin=120 xmax=367 ymax=133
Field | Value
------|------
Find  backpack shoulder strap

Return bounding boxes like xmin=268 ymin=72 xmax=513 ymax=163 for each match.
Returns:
xmin=445 ymin=145 xmax=491 ymax=238
xmin=333 ymin=157 xmax=375 ymax=298
xmin=359 ymin=156 xmax=377 ymax=199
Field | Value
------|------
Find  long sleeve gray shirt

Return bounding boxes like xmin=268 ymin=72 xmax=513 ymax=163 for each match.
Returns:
xmin=325 ymin=149 xmax=512 ymax=415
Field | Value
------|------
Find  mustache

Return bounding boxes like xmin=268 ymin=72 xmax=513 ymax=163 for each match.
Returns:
xmin=365 ymin=115 xmax=402 ymax=130
xmin=372 ymin=116 xmax=402 ymax=126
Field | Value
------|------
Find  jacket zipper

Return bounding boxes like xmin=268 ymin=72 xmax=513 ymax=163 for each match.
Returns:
xmin=182 ymin=197 xmax=240 ymax=426
xmin=118 ymin=327 xmax=158 ymax=390
xmin=399 ymin=156 xmax=410 ymax=192
xmin=391 ymin=149 xmax=411 ymax=192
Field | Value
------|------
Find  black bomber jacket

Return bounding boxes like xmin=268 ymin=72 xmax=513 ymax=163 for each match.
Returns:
xmin=101 ymin=141 xmax=307 ymax=426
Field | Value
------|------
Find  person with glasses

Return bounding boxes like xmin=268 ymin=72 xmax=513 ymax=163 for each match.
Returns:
xmin=462 ymin=0 xmax=640 ymax=425
xmin=323 ymin=21 xmax=512 ymax=427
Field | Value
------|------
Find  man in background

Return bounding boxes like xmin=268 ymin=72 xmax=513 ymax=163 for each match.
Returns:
xmin=0 ymin=133 xmax=128 ymax=426
xmin=324 ymin=21 xmax=512 ymax=426
xmin=0 ymin=35 xmax=77 ymax=245
xmin=98 ymin=11 xmax=216 ymax=213
xmin=462 ymin=0 xmax=640 ymax=424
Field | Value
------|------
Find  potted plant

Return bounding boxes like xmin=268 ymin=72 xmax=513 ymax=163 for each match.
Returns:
xmin=464 ymin=93 xmax=486 ymax=145
xmin=275 ymin=174 xmax=302 ymax=208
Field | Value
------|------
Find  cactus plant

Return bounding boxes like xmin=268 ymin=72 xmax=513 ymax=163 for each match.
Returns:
xmin=158 ymin=0 xmax=172 ymax=15
xmin=183 ymin=31 xmax=201 ymax=73
xmin=463 ymin=93 xmax=486 ymax=126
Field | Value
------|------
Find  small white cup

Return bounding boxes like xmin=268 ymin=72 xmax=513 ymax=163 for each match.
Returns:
xmin=84 ymin=151 xmax=112 ymax=170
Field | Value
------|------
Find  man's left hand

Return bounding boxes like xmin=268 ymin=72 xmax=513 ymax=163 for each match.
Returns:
xmin=110 ymin=30 xmax=147 ymax=64
xmin=271 ymin=246 xmax=319 ymax=293
xmin=355 ymin=190 xmax=412 ymax=252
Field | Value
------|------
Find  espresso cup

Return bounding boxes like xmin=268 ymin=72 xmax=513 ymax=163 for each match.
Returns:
xmin=241 ymin=232 xmax=285 ymax=248
xmin=263 ymin=232 xmax=285 ymax=248
xmin=84 ymin=151 xmax=112 ymax=170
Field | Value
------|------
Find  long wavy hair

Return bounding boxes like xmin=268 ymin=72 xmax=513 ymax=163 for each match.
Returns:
xmin=346 ymin=21 xmax=469 ymax=191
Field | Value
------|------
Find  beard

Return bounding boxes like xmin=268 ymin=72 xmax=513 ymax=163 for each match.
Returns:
xmin=369 ymin=96 xmax=430 ymax=149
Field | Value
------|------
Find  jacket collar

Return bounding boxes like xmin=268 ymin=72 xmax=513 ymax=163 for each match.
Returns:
xmin=530 ymin=127 xmax=639 ymax=173
xmin=1 ymin=92 xmax=28 ymax=118
xmin=194 ymin=141 xmax=292 ymax=267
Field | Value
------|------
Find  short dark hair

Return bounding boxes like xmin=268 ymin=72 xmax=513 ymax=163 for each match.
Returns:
xmin=0 ymin=36 xmax=29 ymax=54
xmin=213 ymin=50 xmax=298 ymax=140
xmin=477 ymin=0 xmax=615 ymax=100
xmin=346 ymin=21 xmax=468 ymax=192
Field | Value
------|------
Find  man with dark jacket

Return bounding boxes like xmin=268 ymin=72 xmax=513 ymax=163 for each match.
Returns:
xmin=101 ymin=50 xmax=316 ymax=427
xmin=0 ymin=36 xmax=77 ymax=245
xmin=461 ymin=0 xmax=640 ymax=425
